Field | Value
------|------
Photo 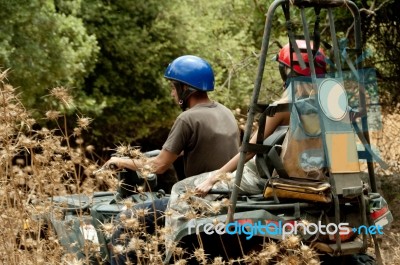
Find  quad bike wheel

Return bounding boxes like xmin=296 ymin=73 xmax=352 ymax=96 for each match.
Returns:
xmin=321 ymin=253 xmax=376 ymax=265
xmin=348 ymin=254 xmax=377 ymax=265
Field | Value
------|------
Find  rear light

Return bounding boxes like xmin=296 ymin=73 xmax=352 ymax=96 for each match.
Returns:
xmin=328 ymin=225 xmax=354 ymax=242
xmin=370 ymin=205 xmax=388 ymax=220
xmin=369 ymin=195 xmax=393 ymax=229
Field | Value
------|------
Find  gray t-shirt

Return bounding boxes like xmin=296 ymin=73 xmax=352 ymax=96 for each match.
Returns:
xmin=163 ymin=101 xmax=239 ymax=177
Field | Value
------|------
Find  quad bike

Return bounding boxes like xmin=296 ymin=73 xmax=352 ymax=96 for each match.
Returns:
xmin=36 ymin=0 xmax=393 ymax=265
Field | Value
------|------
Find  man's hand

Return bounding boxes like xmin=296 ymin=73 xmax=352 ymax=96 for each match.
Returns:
xmin=103 ymin=157 xmax=125 ymax=170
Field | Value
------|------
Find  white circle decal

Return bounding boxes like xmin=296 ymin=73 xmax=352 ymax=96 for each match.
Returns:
xmin=318 ymin=79 xmax=348 ymax=121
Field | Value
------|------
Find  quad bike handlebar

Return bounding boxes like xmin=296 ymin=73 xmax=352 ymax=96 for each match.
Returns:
xmin=94 ymin=155 xmax=158 ymax=199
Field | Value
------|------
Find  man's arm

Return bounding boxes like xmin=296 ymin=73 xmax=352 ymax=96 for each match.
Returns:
xmin=150 ymin=149 xmax=179 ymax=174
xmin=104 ymin=149 xmax=178 ymax=174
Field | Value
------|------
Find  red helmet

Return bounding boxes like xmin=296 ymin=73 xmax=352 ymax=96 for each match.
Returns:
xmin=277 ymin=40 xmax=327 ymax=76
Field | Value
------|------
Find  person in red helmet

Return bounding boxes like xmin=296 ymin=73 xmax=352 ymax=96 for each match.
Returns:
xmin=277 ymin=40 xmax=327 ymax=80
xmin=164 ymin=41 xmax=328 ymax=248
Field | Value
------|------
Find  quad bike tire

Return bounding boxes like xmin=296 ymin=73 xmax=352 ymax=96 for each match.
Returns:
xmin=321 ymin=253 xmax=376 ymax=265
xmin=347 ymin=253 xmax=377 ymax=265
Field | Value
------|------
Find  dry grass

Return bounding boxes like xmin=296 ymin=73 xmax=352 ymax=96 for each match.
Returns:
xmin=0 ymin=71 xmax=118 ymax=264
xmin=1 ymin=69 xmax=400 ymax=264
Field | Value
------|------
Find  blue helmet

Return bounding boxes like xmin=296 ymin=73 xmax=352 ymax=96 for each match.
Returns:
xmin=164 ymin=55 xmax=214 ymax=91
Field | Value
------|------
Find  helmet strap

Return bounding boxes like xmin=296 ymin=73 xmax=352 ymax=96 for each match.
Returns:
xmin=279 ymin=63 xmax=288 ymax=82
xmin=279 ymin=63 xmax=297 ymax=86
xmin=176 ymin=85 xmax=197 ymax=111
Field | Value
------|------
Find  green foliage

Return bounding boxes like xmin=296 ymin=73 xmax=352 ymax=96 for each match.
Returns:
xmin=69 ymin=0 xmax=185 ymax=148
xmin=71 ymin=0 xmax=284 ymax=149
xmin=358 ymin=0 xmax=400 ymax=104
xmin=0 ymin=0 xmax=98 ymax=109
xmin=165 ymin=0 xmax=284 ymax=108
xmin=79 ymin=1 xmax=177 ymax=97
xmin=1 ymin=0 xmax=398 ymax=152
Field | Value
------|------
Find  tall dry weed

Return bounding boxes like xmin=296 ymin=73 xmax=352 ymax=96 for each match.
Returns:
xmin=0 ymin=71 xmax=117 ymax=264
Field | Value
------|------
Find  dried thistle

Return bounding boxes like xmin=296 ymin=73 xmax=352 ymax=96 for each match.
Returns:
xmin=114 ymin=144 xmax=141 ymax=157
xmin=186 ymin=197 xmax=208 ymax=212
xmin=112 ymin=244 xmax=126 ymax=255
xmin=45 ymin=110 xmax=62 ymax=120
xmin=208 ymin=201 xmax=223 ymax=214
xmin=193 ymin=248 xmax=208 ymax=264
xmin=122 ymin=198 xmax=135 ymax=209
xmin=86 ymin=145 xmax=95 ymax=153
xmin=122 ymin=216 xmax=140 ymax=230
xmin=129 ymin=147 xmax=144 ymax=159
xmin=76 ymin=114 xmax=92 ymax=130
xmin=220 ymin=198 xmax=231 ymax=208
xmin=281 ymin=235 xmax=301 ymax=249
xmin=50 ymin=86 xmax=74 ymax=108
xmin=212 ymin=218 xmax=220 ymax=226
xmin=264 ymin=241 xmax=280 ymax=257
xmin=135 ymin=208 xmax=150 ymax=219
xmin=276 ymin=254 xmax=302 ymax=265
xmin=174 ymin=259 xmax=187 ymax=265
xmin=62 ymin=256 xmax=85 ymax=265
xmin=212 ymin=256 xmax=225 ymax=265
xmin=127 ymin=237 xmax=145 ymax=252
xmin=138 ymin=163 xmax=155 ymax=178
xmin=183 ymin=210 xmax=200 ymax=220
xmin=99 ymin=221 xmax=116 ymax=237
xmin=179 ymin=187 xmax=198 ymax=202
xmin=18 ymin=135 xmax=38 ymax=149
xmin=299 ymin=244 xmax=318 ymax=261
